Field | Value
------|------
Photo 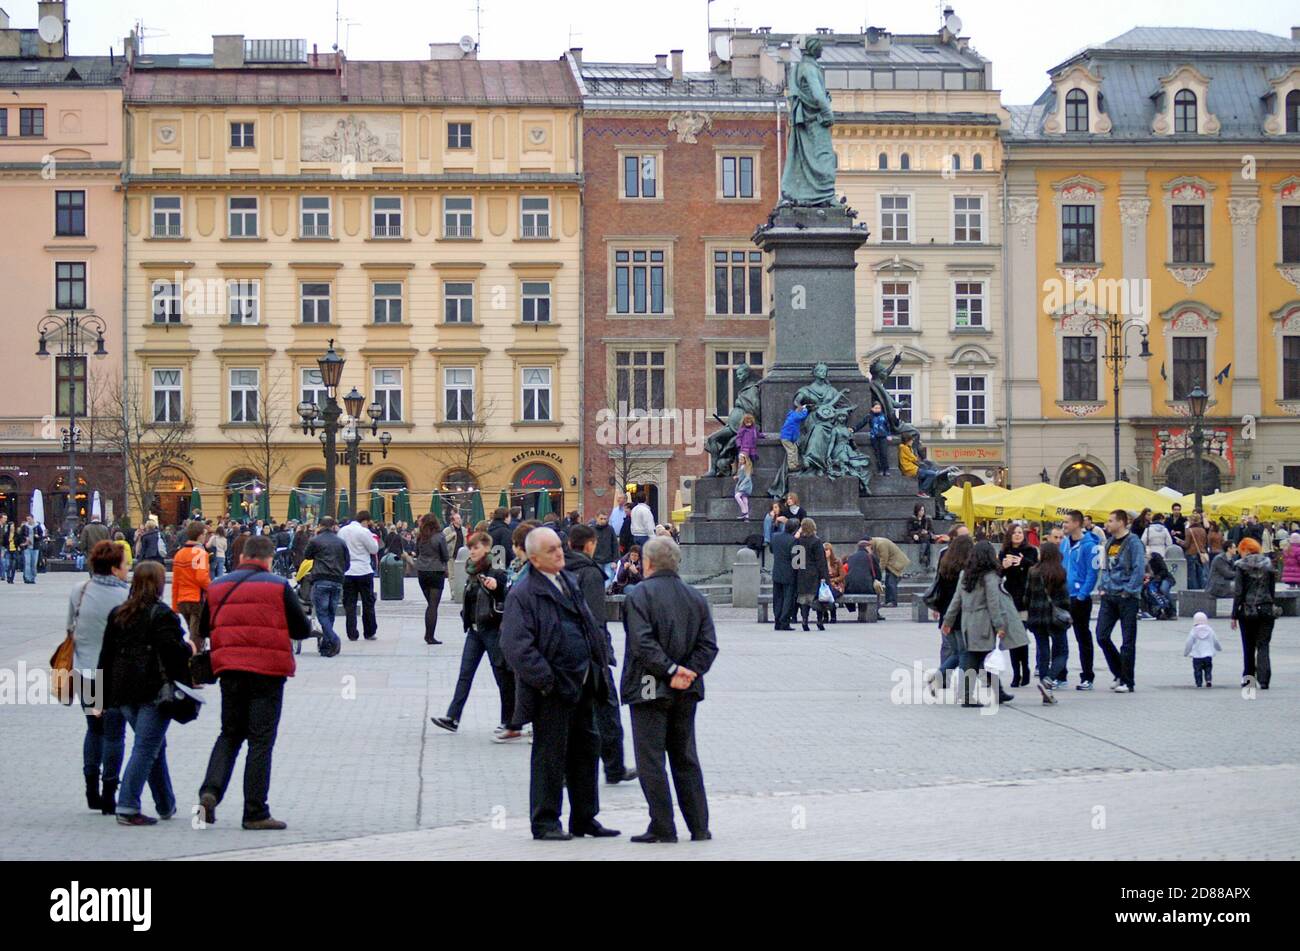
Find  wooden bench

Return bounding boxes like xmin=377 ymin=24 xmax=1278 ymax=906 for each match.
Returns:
xmin=756 ymin=593 xmax=878 ymax=623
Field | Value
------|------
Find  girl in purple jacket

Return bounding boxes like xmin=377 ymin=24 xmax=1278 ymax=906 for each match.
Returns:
xmin=734 ymin=414 xmax=763 ymax=519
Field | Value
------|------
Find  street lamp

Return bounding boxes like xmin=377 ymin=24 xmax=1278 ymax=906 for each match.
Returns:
xmin=339 ymin=389 xmax=392 ymax=518
xmin=1078 ymin=313 xmax=1151 ymax=484
xmin=297 ymin=339 xmax=345 ymax=518
xmin=1186 ymin=384 xmax=1210 ymax=515
xmin=36 ymin=310 xmax=108 ymax=531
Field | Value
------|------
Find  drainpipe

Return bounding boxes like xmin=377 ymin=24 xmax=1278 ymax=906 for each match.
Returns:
xmin=121 ymin=100 xmax=131 ymax=521
xmin=1000 ymin=160 xmax=1011 ymax=487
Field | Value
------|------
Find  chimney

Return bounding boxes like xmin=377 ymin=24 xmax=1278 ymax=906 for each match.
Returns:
xmin=670 ymin=48 xmax=683 ymax=80
xmin=213 ymin=34 xmax=245 ymax=68
xmin=654 ymin=53 xmax=667 ymax=71
xmin=1293 ymin=26 xmax=1300 ymax=41
xmin=0 ymin=9 xmax=9 ymax=30
xmin=36 ymin=0 xmax=67 ymax=57
xmin=123 ymin=30 xmax=136 ymax=63
xmin=568 ymin=46 xmax=582 ymax=65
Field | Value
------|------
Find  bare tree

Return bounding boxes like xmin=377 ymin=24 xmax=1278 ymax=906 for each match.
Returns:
xmin=597 ymin=389 xmax=664 ymax=500
xmin=423 ymin=394 xmax=502 ymax=512
xmin=228 ymin=375 xmax=292 ymax=519
xmin=95 ymin=375 xmax=195 ymax=525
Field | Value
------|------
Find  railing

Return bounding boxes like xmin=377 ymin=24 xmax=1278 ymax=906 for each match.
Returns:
xmin=520 ymin=224 xmax=551 ymax=238
xmin=152 ymin=223 xmax=182 ymax=238
xmin=372 ymin=224 xmax=403 ymax=238
xmin=244 ymin=38 xmax=307 ymax=64
xmin=301 ymin=223 xmax=330 ymax=238
xmin=444 ymin=223 xmax=474 ymax=238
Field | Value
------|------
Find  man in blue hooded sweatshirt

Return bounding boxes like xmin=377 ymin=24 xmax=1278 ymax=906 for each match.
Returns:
xmin=1095 ymin=509 xmax=1147 ymax=693
xmin=1058 ymin=509 xmax=1098 ymax=689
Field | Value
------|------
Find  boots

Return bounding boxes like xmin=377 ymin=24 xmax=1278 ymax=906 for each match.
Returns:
xmin=84 ymin=769 xmax=101 ymax=811
xmin=99 ymin=779 xmax=117 ymax=816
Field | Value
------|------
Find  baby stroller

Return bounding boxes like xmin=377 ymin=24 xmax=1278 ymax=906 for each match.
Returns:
xmin=1141 ymin=577 xmax=1177 ymax=620
xmin=293 ymin=560 xmax=337 ymax=657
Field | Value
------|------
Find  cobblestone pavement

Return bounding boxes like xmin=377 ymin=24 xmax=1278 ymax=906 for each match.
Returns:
xmin=2 ymin=574 xmax=1297 ymax=860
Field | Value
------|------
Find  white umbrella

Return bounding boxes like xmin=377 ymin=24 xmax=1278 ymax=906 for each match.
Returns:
xmin=30 ymin=489 xmax=44 ymax=525
xmin=91 ymin=490 xmax=102 ymax=521
xmin=1156 ymin=485 xmax=1183 ymax=500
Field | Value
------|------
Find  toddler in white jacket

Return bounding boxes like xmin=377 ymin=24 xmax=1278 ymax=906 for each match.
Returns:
xmin=1183 ymin=611 xmax=1223 ymax=688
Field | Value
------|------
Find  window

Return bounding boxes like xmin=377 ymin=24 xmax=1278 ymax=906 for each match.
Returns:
xmin=880 ymin=195 xmax=910 ymax=242
xmin=372 ymin=368 xmax=403 ymax=422
xmin=614 ymin=249 xmax=665 ymax=314
xmin=614 ymin=350 xmax=666 ymax=414
xmin=721 ymin=155 xmax=754 ymax=199
xmin=55 ymin=190 xmax=86 ymax=237
xmin=230 ymin=121 xmax=255 ymax=148
xmin=950 ymin=154 xmax=961 ymax=172
xmin=227 ymin=281 xmax=259 ymax=325
xmin=1284 ymin=337 xmax=1300 ymax=401
xmin=1061 ymin=204 xmax=1095 ymax=263
xmin=229 ymin=368 xmax=260 ymax=422
xmin=372 ymin=282 xmax=402 ymax=324
xmin=1174 ymin=90 xmax=1197 ymax=134
xmin=151 ymin=281 xmax=182 ymax=324
xmin=55 ymin=356 xmax=87 ymax=417
xmin=713 ymin=349 xmax=765 ymax=417
xmin=881 ymin=282 xmax=912 ymax=328
xmin=622 ymin=153 xmax=658 ymax=198
xmin=300 ymin=368 xmax=329 ymax=409
xmin=713 ymin=249 xmax=764 ymax=315
xmin=228 ymin=197 xmax=258 ymax=237
xmin=447 ymin=122 xmax=472 ymax=149
xmin=55 ymin=262 xmax=86 ymax=309
xmin=372 ymin=196 xmax=402 ymax=238
xmin=521 ymin=281 xmax=551 ymax=323
xmin=954 ymin=376 xmax=987 ymax=426
xmin=1062 ymin=336 xmax=1098 ymax=401
xmin=973 ymin=154 xmax=984 ymax=171
xmin=953 ymin=195 xmax=982 ymax=243
xmin=300 ymin=196 xmax=331 ymax=237
xmin=521 ymin=367 xmax=552 ymax=421
xmin=152 ymin=196 xmax=182 ymax=237
xmin=1172 ymin=205 xmax=1205 ymax=263
xmin=444 ymin=282 xmax=474 ymax=323
xmin=1283 ymin=206 xmax=1300 ymax=265
xmin=0 ymin=110 xmax=6 ymax=137
xmin=19 ymin=107 xmax=44 ymax=137
xmin=443 ymin=197 xmax=473 ymax=238
xmin=1288 ymin=91 xmax=1300 ymax=135
xmin=1172 ymin=337 xmax=1206 ymax=400
xmin=884 ymin=373 xmax=913 ymax=425
xmin=954 ymin=282 xmax=985 ymax=328
xmin=152 ymin=368 xmax=183 ymax=423
xmin=444 ymin=367 xmax=475 ymax=422
xmin=878 ymin=152 xmax=888 ymax=170
xmin=899 ymin=153 xmax=911 ymax=171
xmin=1065 ymin=88 xmax=1089 ymax=132
xmin=520 ymin=196 xmax=550 ymax=238
xmin=300 ymin=282 xmax=331 ymax=324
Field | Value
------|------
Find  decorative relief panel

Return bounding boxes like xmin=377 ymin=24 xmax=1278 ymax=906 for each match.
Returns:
xmin=301 ymin=113 xmax=401 ymax=163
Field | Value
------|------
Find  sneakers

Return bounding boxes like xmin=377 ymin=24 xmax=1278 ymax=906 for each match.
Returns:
xmin=1076 ymin=681 xmax=1093 ymax=691
xmin=116 ymin=813 xmax=157 ymax=827
xmin=1037 ymin=683 xmax=1058 ymax=705
xmin=492 ymin=730 xmax=524 ymax=744
xmin=1111 ymin=684 xmax=1131 ymax=693
xmin=430 ymin=716 xmax=459 ymax=733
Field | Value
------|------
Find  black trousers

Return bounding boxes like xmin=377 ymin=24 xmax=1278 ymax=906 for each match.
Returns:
xmin=529 ymin=674 xmax=601 ymax=836
xmin=199 ymin=671 xmax=286 ymax=822
xmin=343 ymin=573 xmax=377 ymax=639
xmin=594 ymin=666 xmax=630 ymax=781
xmin=417 ymin=571 xmax=445 ymax=641
xmin=1068 ymin=598 xmax=1095 ymax=684
xmin=772 ymin=581 xmax=796 ymax=628
xmin=1239 ymin=616 xmax=1274 ymax=687
xmin=630 ymin=694 xmax=709 ymax=838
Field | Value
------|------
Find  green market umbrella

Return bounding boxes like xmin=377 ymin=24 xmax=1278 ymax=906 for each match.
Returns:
xmin=369 ymin=490 xmax=386 ymax=523
xmin=286 ymin=490 xmax=301 ymax=522
xmin=255 ymin=491 xmax=270 ymax=522
xmin=189 ymin=489 xmax=202 ymax=518
xmin=469 ymin=490 xmax=486 ymax=527
xmin=337 ymin=489 xmax=350 ymax=520
xmin=497 ymin=489 xmax=510 ymax=511
xmin=535 ymin=488 xmax=553 ymax=521
xmin=229 ymin=491 xmax=245 ymax=520
xmin=430 ymin=492 xmax=443 ymax=515
xmin=394 ymin=489 xmax=413 ymax=525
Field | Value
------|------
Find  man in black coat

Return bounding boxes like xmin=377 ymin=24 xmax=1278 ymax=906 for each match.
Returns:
xmin=589 ymin=511 xmax=619 ymax=583
xmin=565 ymin=525 xmax=636 ymax=785
xmin=769 ymin=519 xmax=799 ymax=631
xmin=621 ymin=536 xmax=719 ymax=842
xmin=501 ymin=527 xmax=620 ymax=841
xmin=487 ymin=508 xmax=513 ymax=565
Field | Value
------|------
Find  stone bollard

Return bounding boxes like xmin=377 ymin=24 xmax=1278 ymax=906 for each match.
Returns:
xmin=450 ymin=547 xmax=469 ymax=604
xmin=731 ymin=547 xmax=760 ymax=609
xmin=1163 ymin=544 xmax=1187 ymax=591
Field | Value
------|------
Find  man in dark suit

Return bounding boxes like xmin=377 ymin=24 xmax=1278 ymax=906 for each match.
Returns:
xmin=621 ymin=536 xmax=719 ymax=843
xmin=769 ymin=519 xmax=799 ymax=631
xmin=501 ymin=527 xmax=621 ymax=841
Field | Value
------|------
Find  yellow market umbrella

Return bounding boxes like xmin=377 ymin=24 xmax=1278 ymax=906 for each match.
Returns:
xmin=1035 ymin=484 xmax=1096 ymax=522
xmin=941 ymin=482 xmax=1009 ymax=512
xmin=986 ymin=482 xmax=1072 ymax=521
xmin=1201 ymin=486 xmax=1264 ymax=519
xmin=1223 ymin=485 xmax=1300 ymax=521
xmin=1069 ymin=482 xmax=1176 ymax=520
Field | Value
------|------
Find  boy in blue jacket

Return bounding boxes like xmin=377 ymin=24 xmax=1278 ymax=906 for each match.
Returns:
xmin=1056 ymin=509 xmax=1098 ymax=690
xmin=779 ymin=403 xmax=810 ymax=473
xmin=1095 ymin=509 xmax=1147 ymax=693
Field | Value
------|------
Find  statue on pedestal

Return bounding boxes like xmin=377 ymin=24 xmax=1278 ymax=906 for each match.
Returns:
xmin=768 ymin=363 xmax=875 ymax=497
xmin=704 ymin=364 xmax=762 ymax=477
xmin=779 ymin=37 xmax=837 ymax=207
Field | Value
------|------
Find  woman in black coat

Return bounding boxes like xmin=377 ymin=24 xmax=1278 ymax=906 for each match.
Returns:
xmin=793 ymin=519 xmax=831 ymax=631
xmin=999 ymin=524 xmax=1038 ymax=686
xmin=96 ymin=561 xmax=193 ymax=825
xmin=928 ymin=535 xmax=973 ymax=693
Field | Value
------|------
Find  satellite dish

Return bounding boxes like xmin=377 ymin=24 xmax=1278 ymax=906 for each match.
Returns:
xmin=713 ymin=33 xmax=731 ymax=62
xmin=458 ymin=35 xmax=476 ymax=53
xmin=38 ymin=15 xmax=64 ymax=44
xmin=944 ymin=13 xmax=963 ymax=35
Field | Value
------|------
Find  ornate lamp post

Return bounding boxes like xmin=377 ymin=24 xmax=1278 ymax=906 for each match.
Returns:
xmin=339 ymin=387 xmax=392 ymax=515
xmin=1186 ymin=384 xmax=1209 ymax=515
xmin=36 ymin=310 xmax=107 ymax=531
xmin=297 ymin=340 xmax=346 ymax=518
xmin=1078 ymin=313 xmax=1152 ymax=483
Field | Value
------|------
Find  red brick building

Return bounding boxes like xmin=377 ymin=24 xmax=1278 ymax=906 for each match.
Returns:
xmin=573 ymin=50 xmax=782 ymax=520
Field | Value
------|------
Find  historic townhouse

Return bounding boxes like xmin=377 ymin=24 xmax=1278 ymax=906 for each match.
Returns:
xmin=124 ymin=36 xmax=581 ymax=523
xmin=0 ymin=1 xmax=124 ymax=525
xmin=573 ymin=47 xmax=781 ymax=520
xmin=721 ymin=18 xmax=1010 ymax=485
xmin=1006 ymin=27 xmax=1300 ymax=492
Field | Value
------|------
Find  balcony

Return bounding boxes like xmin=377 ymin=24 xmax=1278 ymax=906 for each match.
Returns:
xmin=151 ymin=224 xmax=183 ymax=239
xmin=372 ymin=224 xmax=404 ymax=239
xmin=520 ymin=223 xmax=551 ymax=239
xmin=300 ymin=223 xmax=331 ymax=239
xmin=444 ymin=223 xmax=474 ymax=239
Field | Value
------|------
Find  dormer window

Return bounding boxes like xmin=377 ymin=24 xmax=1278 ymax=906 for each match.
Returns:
xmin=1065 ymin=89 xmax=1088 ymax=132
xmin=1174 ymin=90 xmax=1198 ymax=134
xmin=1288 ymin=90 xmax=1300 ymax=134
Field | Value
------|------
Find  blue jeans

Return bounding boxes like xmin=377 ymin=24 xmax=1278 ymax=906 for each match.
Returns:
xmin=83 ymin=705 xmax=126 ymax=782
xmin=22 ymin=547 xmax=38 ymax=583
xmin=117 ymin=703 xmax=175 ymax=817
xmin=0 ymin=549 xmax=9 ymax=582
xmin=211 ymin=554 xmax=225 ymax=579
xmin=1186 ymin=556 xmax=1206 ymax=590
xmin=870 ymin=435 xmax=890 ymax=473
xmin=883 ymin=571 xmax=899 ymax=605
xmin=1095 ymin=593 xmax=1139 ymax=689
xmin=1032 ymin=626 xmax=1070 ymax=680
xmin=632 ymin=534 xmax=650 ymax=548
xmin=312 ymin=580 xmax=342 ymax=648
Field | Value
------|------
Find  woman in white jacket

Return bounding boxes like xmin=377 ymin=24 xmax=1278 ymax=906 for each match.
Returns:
xmin=1142 ymin=513 xmax=1174 ymax=557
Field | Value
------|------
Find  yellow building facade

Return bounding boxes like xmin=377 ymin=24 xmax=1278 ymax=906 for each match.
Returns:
xmin=124 ymin=40 xmax=583 ymax=524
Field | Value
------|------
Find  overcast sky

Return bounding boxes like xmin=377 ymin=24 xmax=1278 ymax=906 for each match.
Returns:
xmin=50 ymin=0 xmax=1300 ymax=103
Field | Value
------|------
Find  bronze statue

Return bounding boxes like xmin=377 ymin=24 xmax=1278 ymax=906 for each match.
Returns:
xmin=780 ymin=36 xmax=837 ymax=206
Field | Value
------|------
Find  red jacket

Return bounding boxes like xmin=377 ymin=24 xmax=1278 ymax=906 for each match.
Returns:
xmin=200 ymin=562 xmax=311 ymax=678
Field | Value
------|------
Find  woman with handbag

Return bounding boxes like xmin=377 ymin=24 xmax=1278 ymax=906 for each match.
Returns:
xmin=998 ymin=524 xmax=1038 ymax=687
xmin=1026 ymin=541 xmax=1070 ymax=703
xmin=411 ymin=513 xmax=450 ymax=645
xmin=69 ymin=540 xmax=131 ymax=814
xmin=793 ymin=518 xmax=830 ymax=631
xmin=96 ymin=561 xmax=195 ymax=825
xmin=941 ymin=541 xmax=1025 ymax=707
xmin=1231 ymin=537 xmax=1277 ymax=689
xmin=924 ymin=535 xmax=973 ymax=696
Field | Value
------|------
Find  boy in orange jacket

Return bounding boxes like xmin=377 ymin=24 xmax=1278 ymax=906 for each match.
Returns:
xmin=172 ymin=521 xmax=211 ymax=648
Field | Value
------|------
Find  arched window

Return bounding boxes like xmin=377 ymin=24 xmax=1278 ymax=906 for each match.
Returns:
xmin=370 ymin=469 xmax=407 ymax=493
xmin=972 ymin=153 xmax=983 ymax=171
xmin=1059 ymin=460 xmax=1106 ymax=488
xmin=226 ymin=469 xmax=263 ymax=521
xmin=437 ymin=469 xmax=478 ymax=523
xmin=951 ymin=153 xmax=961 ymax=172
xmin=1174 ymin=90 xmax=1197 ymax=134
xmin=0 ymin=474 xmax=18 ymax=521
xmin=511 ymin=463 xmax=565 ymax=521
xmin=878 ymin=152 xmax=888 ymax=170
xmin=1287 ymin=90 xmax=1300 ymax=134
xmin=1065 ymin=88 xmax=1088 ymax=132
xmin=899 ymin=152 xmax=910 ymax=171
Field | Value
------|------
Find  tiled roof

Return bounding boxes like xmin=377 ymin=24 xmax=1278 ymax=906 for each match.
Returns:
xmin=126 ymin=66 xmax=342 ymax=103
xmin=0 ymin=55 xmax=124 ymax=87
xmin=1095 ymin=27 xmax=1300 ymax=54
